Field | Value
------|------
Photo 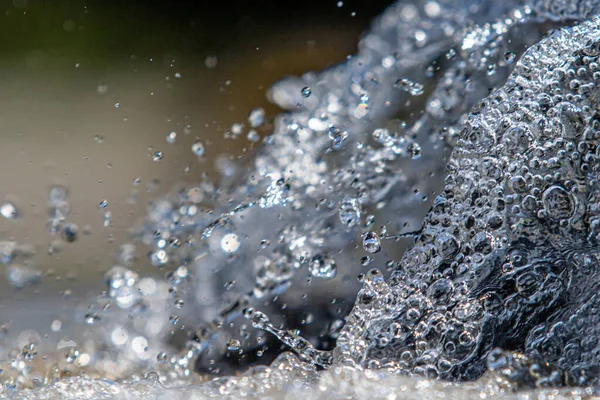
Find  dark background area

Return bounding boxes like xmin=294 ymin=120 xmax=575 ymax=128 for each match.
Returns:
xmin=0 ymin=0 xmax=394 ymax=60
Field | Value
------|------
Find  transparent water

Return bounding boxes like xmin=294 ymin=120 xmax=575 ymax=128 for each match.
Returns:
xmin=3 ymin=0 xmax=600 ymax=398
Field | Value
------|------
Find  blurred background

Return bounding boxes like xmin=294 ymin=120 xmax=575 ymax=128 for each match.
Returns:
xmin=0 ymin=0 xmax=394 ymax=340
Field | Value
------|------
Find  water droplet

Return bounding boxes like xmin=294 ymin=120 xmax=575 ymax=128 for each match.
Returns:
xmin=394 ymin=78 xmax=424 ymax=96
xmin=309 ymin=254 xmax=338 ymax=279
xmin=65 ymin=348 xmax=80 ymax=364
xmin=153 ymin=151 xmax=163 ymax=161
xmin=227 ymin=339 xmax=241 ymax=351
xmin=221 ymin=233 xmax=240 ymax=253
xmin=247 ymin=129 xmax=260 ymax=142
xmin=248 ymin=107 xmax=265 ymax=128
xmin=166 ymin=132 xmax=177 ymax=144
xmin=0 ymin=202 xmax=18 ymax=220
xmin=362 ymin=232 xmax=381 ymax=253
xmin=61 ymin=223 xmax=78 ymax=243
xmin=157 ymin=352 xmax=167 ymax=363
xmin=21 ymin=343 xmax=37 ymax=361
xmin=191 ymin=141 xmax=205 ymax=157
xmin=205 ymin=56 xmax=218 ymax=69
xmin=504 ymin=51 xmax=516 ymax=63
xmin=339 ymin=196 xmax=361 ymax=229
xmin=301 ymin=87 xmax=312 ymax=98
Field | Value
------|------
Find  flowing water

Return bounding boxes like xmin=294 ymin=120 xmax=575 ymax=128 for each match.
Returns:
xmin=4 ymin=0 xmax=600 ymax=398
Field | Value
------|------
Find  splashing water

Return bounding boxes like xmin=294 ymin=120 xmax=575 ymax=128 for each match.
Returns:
xmin=6 ymin=0 xmax=600 ymax=398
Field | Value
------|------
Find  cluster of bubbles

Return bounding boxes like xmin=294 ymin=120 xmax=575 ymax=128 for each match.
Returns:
xmin=335 ymin=1 xmax=600 ymax=388
xmin=7 ymin=0 xmax=600 ymax=397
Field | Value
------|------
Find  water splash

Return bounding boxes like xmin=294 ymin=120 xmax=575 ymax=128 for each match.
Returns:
xmin=4 ymin=0 xmax=600 ymax=397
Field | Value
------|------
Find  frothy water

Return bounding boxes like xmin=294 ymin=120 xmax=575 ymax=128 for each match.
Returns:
xmin=4 ymin=0 xmax=600 ymax=398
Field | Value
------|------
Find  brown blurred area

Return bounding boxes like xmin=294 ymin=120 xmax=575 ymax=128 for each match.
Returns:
xmin=0 ymin=0 xmax=393 ymax=319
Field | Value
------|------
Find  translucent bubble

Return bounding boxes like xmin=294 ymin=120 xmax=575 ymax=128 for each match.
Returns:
xmin=301 ymin=86 xmax=312 ymax=98
xmin=542 ymin=186 xmax=574 ymax=220
xmin=153 ymin=151 xmax=163 ymax=161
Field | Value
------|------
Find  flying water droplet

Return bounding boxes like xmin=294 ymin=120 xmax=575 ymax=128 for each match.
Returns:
xmin=0 ymin=202 xmax=18 ymax=220
xmin=248 ymin=107 xmax=265 ymax=128
xmin=191 ymin=141 xmax=205 ymax=157
xmin=166 ymin=132 xmax=177 ymax=144
xmin=394 ymin=78 xmax=424 ymax=96
xmin=309 ymin=255 xmax=338 ymax=279
xmin=362 ymin=232 xmax=381 ymax=253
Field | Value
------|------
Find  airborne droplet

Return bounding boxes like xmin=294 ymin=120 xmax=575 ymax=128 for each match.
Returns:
xmin=362 ymin=232 xmax=382 ymax=253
